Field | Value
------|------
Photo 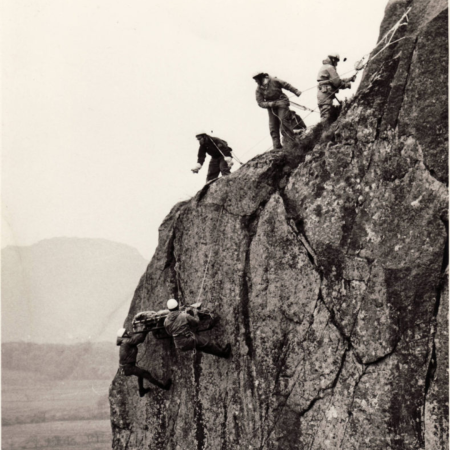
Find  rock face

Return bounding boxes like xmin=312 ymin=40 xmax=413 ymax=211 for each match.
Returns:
xmin=109 ymin=0 xmax=448 ymax=448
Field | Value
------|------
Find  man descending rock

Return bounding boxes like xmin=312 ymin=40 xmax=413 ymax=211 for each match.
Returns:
xmin=253 ymin=72 xmax=302 ymax=149
xmin=317 ymin=52 xmax=356 ymax=123
xmin=164 ymin=299 xmax=231 ymax=358
xmin=191 ymin=133 xmax=234 ymax=182
xmin=116 ymin=328 xmax=172 ymax=397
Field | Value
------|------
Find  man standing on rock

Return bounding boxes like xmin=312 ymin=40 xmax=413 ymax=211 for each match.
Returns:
xmin=317 ymin=52 xmax=356 ymax=122
xmin=116 ymin=328 xmax=172 ymax=397
xmin=164 ymin=299 xmax=231 ymax=358
xmin=191 ymin=133 xmax=234 ymax=182
xmin=253 ymin=72 xmax=302 ymax=149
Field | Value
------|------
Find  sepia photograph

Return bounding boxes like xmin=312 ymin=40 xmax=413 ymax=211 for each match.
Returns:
xmin=2 ymin=0 xmax=448 ymax=448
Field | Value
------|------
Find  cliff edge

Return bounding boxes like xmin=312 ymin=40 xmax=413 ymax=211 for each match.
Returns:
xmin=110 ymin=0 xmax=448 ymax=448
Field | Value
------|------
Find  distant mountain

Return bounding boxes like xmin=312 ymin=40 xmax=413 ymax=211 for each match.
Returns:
xmin=2 ymin=238 xmax=148 ymax=344
xmin=2 ymin=342 xmax=118 ymax=380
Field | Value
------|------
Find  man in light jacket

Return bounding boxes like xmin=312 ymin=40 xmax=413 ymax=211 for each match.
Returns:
xmin=317 ymin=52 xmax=356 ymax=122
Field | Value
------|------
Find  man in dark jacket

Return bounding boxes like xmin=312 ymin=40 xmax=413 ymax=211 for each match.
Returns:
xmin=253 ymin=72 xmax=302 ymax=149
xmin=191 ymin=133 xmax=234 ymax=182
xmin=164 ymin=299 xmax=231 ymax=358
xmin=116 ymin=328 xmax=172 ymax=397
xmin=317 ymin=53 xmax=356 ymax=122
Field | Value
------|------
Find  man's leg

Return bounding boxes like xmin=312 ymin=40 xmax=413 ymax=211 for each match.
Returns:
xmin=207 ymin=158 xmax=221 ymax=182
xmin=123 ymin=365 xmax=171 ymax=394
xmin=219 ymin=157 xmax=231 ymax=177
xmin=268 ymin=109 xmax=282 ymax=149
xmin=276 ymin=106 xmax=295 ymax=145
xmin=319 ymin=103 xmax=332 ymax=121
xmin=195 ymin=335 xmax=231 ymax=359
xmin=137 ymin=376 xmax=149 ymax=397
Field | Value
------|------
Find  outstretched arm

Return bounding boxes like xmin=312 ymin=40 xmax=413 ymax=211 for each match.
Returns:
xmin=127 ymin=331 xmax=148 ymax=345
xmin=197 ymin=145 xmax=206 ymax=165
xmin=185 ymin=310 xmax=200 ymax=329
xmin=277 ymin=79 xmax=302 ymax=96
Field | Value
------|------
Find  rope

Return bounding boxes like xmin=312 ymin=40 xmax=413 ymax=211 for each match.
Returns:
xmin=219 ymin=6 xmax=413 ymax=165
xmin=196 ymin=205 xmax=225 ymax=302
xmin=269 ymin=106 xmax=296 ymax=144
xmin=208 ymin=136 xmax=243 ymax=166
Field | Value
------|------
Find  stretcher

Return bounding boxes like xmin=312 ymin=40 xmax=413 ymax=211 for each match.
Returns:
xmin=132 ymin=302 xmax=217 ymax=339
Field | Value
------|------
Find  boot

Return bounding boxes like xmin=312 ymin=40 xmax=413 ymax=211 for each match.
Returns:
xmin=272 ymin=138 xmax=283 ymax=150
xmin=222 ymin=343 xmax=232 ymax=359
xmin=139 ymin=388 xmax=150 ymax=397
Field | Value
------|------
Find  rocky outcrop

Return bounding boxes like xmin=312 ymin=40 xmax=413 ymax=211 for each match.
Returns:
xmin=109 ymin=0 xmax=448 ymax=448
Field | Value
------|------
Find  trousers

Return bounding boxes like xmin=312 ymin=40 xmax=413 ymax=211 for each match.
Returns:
xmin=268 ymin=106 xmax=291 ymax=148
xmin=207 ymin=157 xmax=231 ymax=182
xmin=121 ymin=364 xmax=166 ymax=391
xmin=175 ymin=334 xmax=227 ymax=357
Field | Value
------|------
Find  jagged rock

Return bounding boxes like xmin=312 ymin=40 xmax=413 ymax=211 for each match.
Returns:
xmin=110 ymin=0 xmax=448 ymax=448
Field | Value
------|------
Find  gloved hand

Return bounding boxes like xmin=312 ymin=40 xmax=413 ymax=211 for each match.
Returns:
xmin=224 ymin=157 xmax=234 ymax=167
xmin=295 ymin=89 xmax=302 ymax=97
xmin=191 ymin=163 xmax=202 ymax=173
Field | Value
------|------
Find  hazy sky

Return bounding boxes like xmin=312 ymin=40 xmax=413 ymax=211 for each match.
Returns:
xmin=3 ymin=0 xmax=386 ymax=259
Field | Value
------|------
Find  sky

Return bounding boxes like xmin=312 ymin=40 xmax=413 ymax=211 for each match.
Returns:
xmin=2 ymin=0 xmax=387 ymax=259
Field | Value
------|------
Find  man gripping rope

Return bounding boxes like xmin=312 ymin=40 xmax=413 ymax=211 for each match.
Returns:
xmin=164 ymin=299 xmax=231 ymax=358
xmin=191 ymin=133 xmax=234 ymax=182
xmin=116 ymin=328 xmax=172 ymax=397
xmin=317 ymin=52 xmax=356 ymax=123
xmin=253 ymin=72 xmax=302 ymax=149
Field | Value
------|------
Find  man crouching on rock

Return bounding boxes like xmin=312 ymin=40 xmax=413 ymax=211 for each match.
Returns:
xmin=164 ymin=299 xmax=231 ymax=358
xmin=117 ymin=328 xmax=172 ymax=397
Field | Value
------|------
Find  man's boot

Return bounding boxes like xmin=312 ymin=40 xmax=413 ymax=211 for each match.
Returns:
xmin=139 ymin=388 xmax=150 ymax=397
xmin=222 ymin=343 xmax=232 ymax=359
xmin=273 ymin=138 xmax=283 ymax=149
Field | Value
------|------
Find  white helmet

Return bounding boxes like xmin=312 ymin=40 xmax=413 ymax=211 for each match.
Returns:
xmin=328 ymin=52 xmax=340 ymax=61
xmin=117 ymin=328 xmax=127 ymax=338
xmin=167 ymin=299 xmax=179 ymax=310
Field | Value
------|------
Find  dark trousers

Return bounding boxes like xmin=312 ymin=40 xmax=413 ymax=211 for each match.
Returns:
xmin=268 ymin=106 xmax=291 ymax=148
xmin=175 ymin=334 xmax=227 ymax=358
xmin=207 ymin=157 xmax=231 ymax=182
xmin=121 ymin=364 xmax=166 ymax=391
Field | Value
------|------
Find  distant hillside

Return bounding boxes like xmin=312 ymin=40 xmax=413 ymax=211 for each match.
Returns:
xmin=2 ymin=342 xmax=118 ymax=380
xmin=2 ymin=238 xmax=148 ymax=343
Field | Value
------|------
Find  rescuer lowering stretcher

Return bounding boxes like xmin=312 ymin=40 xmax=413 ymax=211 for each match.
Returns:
xmin=164 ymin=299 xmax=231 ymax=358
xmin=253 ymin=72 xmax=302 ymax=149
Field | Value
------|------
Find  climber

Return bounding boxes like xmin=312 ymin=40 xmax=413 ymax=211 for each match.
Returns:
xmin=164 ymin=299 xmax=231 ymax=358
xmin=191 ymin=133 xmax=234 ymax=182
xmin=317 ymin=52 xmax=356 ymax=122
xmin=116 ymin=327 xmax=172 ymax=397
xmin=253 ymin=72 xmax=302 ymax=149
